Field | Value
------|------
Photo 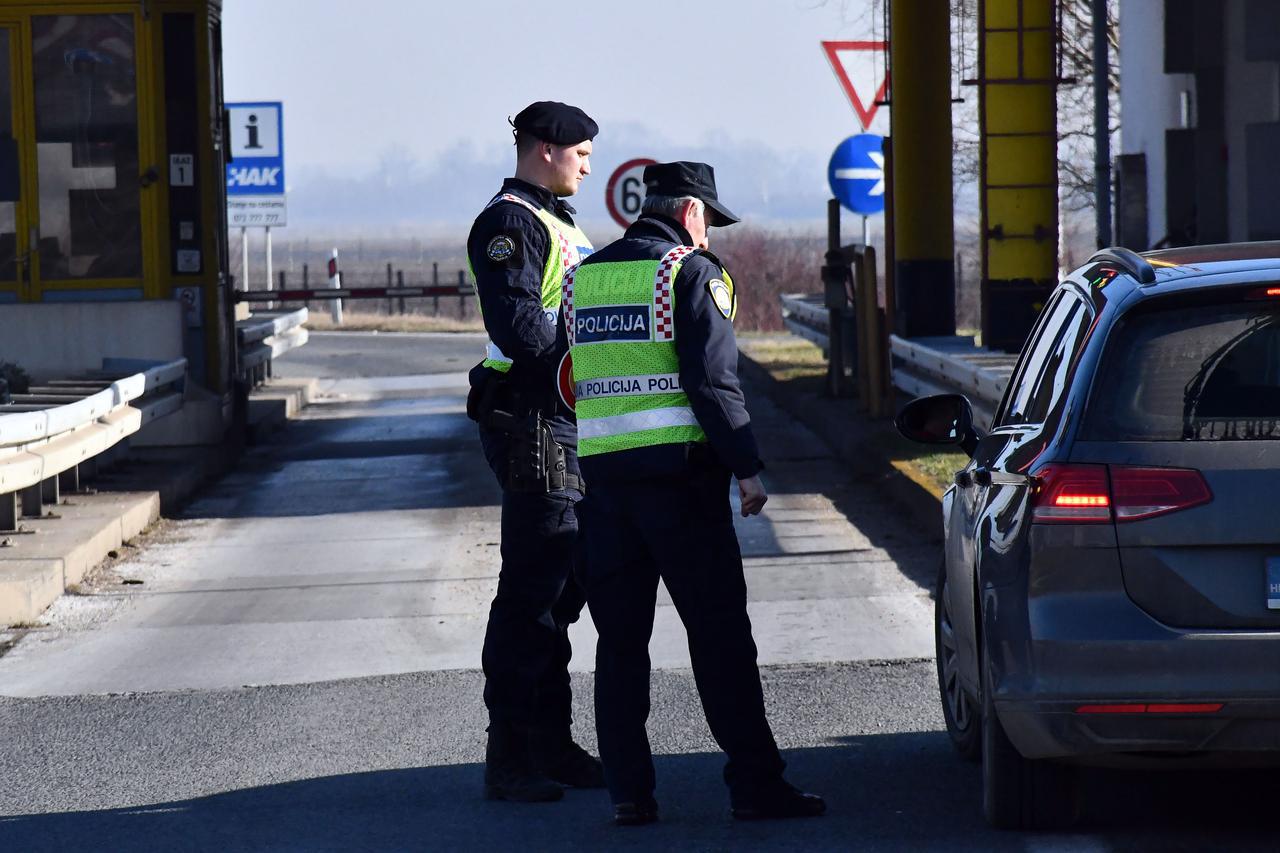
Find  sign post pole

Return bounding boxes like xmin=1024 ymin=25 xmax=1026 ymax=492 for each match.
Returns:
xmin=240 ymin=227 xmax=249 ymax=291
xmin=265 ymin=226 xmax=274 ymax=310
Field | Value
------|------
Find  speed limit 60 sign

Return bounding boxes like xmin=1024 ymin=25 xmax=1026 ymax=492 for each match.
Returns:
xmin=606 ymin=158 xmax=657 ymax=229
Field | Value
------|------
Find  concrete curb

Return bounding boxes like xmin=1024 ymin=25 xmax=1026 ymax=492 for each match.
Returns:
xmin=248 ymin=377 xmax=318 ymax=443
xmin=0 ymin=492 xmax=159 ymax=625
xmin=738 ymin=350 xmax=945 ymax=541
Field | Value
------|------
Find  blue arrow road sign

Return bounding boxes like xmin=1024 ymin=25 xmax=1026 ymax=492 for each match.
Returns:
xmin=828 ymin=134 xmax=885 ymax=216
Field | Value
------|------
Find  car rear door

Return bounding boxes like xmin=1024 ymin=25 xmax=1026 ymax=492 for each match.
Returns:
xmin=1075 ymin=289 xmax=1280 ymax=629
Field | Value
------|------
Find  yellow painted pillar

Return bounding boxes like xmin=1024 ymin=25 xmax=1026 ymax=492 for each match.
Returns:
xmin=979 ymin=0 xmax=1059 ymax=351
xmin=890 ymin=0 xmax=956 ymax=338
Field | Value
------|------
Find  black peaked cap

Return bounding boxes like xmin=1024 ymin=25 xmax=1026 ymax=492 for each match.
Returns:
xmin=641 ymin=161 xmax=739 ymax=227
xmin=511 ymin=101 xmax=598 ymax=145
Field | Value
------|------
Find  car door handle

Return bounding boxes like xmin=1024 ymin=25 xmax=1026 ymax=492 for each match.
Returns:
xmin=973 ymin=467 xmax=992 ymax=487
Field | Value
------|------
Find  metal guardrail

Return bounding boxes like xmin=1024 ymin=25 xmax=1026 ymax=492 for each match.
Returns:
xmin=779 ymin=293 xmax=831 ymax=350
xmin=236 ymin=307 xmax=309 ymax=384
xmin=779 ymin=292 xmax=1017 ymax=428
xmin=888 ymin=335 xmax=1016 ymax=429
xmin=0 ymin=358 xmax=187 ymax=531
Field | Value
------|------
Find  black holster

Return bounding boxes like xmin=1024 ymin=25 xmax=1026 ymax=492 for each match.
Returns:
xmin=468 ymin=369 xmax=579 ymax=494
xmin=503 ymin=410 xmax=574 ymax=493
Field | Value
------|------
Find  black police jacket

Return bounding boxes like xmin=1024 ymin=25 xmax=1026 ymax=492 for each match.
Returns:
xmin=467 ymin=178 xmax=580 ymax=450
xmin=562 ymin=214 xmax=764 ymax=484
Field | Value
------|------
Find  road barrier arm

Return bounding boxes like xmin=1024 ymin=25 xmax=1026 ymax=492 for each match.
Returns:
xmin=234 ymin=285 xmax=474 ymax=302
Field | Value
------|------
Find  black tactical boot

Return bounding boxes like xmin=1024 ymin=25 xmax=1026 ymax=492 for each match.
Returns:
xmin=483 ymin=724 xmax=563 ymax=803
xmin=532 ymin=732 xmax=606 ymax=789
xmin=730 ymin=780 xmax=826 ymax=820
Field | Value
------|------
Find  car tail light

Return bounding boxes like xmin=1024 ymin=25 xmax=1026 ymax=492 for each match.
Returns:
xmin=1110 ymin=466 xmax=1212 ymax=521
xmin=1031 ymin=464 xmax=1212 ymax=524
xmin=1031 ymin=464 xmax=1111 ymax=523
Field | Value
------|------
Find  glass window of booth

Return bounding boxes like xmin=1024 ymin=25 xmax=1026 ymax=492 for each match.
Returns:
xmin=32 ymin=14 xmax=142 ymax=281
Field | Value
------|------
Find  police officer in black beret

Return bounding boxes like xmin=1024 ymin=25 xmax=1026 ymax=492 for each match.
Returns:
xmin=465 ymin=101 xmax=603 ymax=802
xmin=559 ymin=162 xmax=825 ymax=825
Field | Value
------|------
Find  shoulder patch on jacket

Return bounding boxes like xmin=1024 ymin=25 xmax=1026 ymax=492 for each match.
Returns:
xmin=483 ymin=234 xmax=514 ymax=261
xmin=487 ymin=235 xmax=515 ymax=262
xmin=482 ymin=228 xmax=524 ymax=268
xmin=708 ymin=278 xmax=734 ymax=319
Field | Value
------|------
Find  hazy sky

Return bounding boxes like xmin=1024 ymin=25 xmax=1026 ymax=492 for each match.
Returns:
xmin=222 ymin=0 xmax=892 ymax=230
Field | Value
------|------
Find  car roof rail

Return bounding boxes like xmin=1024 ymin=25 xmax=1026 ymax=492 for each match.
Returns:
xmin=1088 ymin=247 xmax=1157 ymax=284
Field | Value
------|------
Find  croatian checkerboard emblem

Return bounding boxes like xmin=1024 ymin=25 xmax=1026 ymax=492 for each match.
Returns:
xmin=487 ymin=235 xmax=516 ymax=262
xmin=708 ymin=279 xmax=733 ymax=318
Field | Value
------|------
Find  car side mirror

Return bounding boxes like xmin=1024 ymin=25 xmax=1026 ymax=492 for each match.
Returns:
xmin=895 ymin=394 xmax=981 ymax=457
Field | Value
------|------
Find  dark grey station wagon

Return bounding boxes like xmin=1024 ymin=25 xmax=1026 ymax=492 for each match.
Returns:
xmin=897 ymin=244 xmax=1280 ymax=829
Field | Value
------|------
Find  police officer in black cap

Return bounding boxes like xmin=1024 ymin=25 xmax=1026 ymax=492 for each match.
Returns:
xmin=558 ymin=162 xmax=825 ymax=825
xmin=465 ymin=101 xmax=604 ymax=802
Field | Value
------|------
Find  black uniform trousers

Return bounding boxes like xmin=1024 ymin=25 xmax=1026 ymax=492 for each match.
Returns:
xmin=579 ymin=459 xmax=785 ymax=804
xmin=479 ymin=426 xmax=586 ymax=733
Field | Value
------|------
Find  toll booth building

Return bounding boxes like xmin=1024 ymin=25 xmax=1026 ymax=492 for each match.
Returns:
xmin=0 ymin=1 xmax=233 ymax=443
xmin=1118 ymin=0 xmax=1280 ymax=249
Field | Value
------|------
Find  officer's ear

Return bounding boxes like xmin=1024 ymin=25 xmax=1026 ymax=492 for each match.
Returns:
xmin=540 ymin=142 xmax=555 ymax=164
xmin=679 ymin=198 xmax=701 ymax=228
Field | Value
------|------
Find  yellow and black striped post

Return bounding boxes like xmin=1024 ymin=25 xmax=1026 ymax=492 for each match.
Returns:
xmin=889 ymin=0 xmax=956 ymax=338
xmin=978 ymin=0 xmax=1060 ymax=351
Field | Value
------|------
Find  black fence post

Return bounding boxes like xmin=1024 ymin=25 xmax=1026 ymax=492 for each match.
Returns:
xmin=386 ymin=262 xmax=394 ymax=316
xmin=432 ymin=262 xmax=440 ymax=316
xmin=397 ymin=269 xmax=406 ymax=315
xmin=303 ymin=263 xmax=310 ymax=312
xmin=458 ymin=270 xmax=467 ymax=318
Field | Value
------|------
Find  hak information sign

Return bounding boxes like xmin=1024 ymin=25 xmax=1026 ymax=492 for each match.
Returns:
xmin=226 ymin=101 xmax=286 ymax=227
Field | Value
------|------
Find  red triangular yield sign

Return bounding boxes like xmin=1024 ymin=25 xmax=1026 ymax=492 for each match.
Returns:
xmin=821 ymin=41 xmax=889 ymax=131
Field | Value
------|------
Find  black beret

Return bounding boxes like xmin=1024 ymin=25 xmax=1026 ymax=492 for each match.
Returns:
xmin=642 ymin=161 xmax=740 ymax=227
xmin=510 ymin=101 xmax=598 ymax=145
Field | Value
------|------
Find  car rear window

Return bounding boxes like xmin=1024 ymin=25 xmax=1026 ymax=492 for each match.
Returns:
xmin=1082 ymin=300 xmax=1280 ymax=441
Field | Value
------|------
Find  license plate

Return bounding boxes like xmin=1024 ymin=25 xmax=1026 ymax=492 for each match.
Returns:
xmin=1268 ymin=558 xmax=1280 ymax=610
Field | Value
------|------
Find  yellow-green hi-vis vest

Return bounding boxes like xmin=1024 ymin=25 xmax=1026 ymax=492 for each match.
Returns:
xmin=472 ymin=192 xmax=593 ymax=373
xmin=564 ymin=245 xmax=716 ymax=457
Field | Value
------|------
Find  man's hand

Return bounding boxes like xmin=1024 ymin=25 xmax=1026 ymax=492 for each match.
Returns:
xmin=738 ymin=474 xmax=768 ymax=517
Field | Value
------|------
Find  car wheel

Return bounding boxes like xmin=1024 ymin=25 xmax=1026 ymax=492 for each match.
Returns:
xmin=980 ymin=648 xmax=1079 ymax=830
xmin=935 ymin=559 xmax=980 ymax=761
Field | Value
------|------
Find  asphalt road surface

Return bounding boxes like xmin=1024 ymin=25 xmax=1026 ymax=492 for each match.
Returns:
xmin=0 ymin=332 xmax=1273 ymax=852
